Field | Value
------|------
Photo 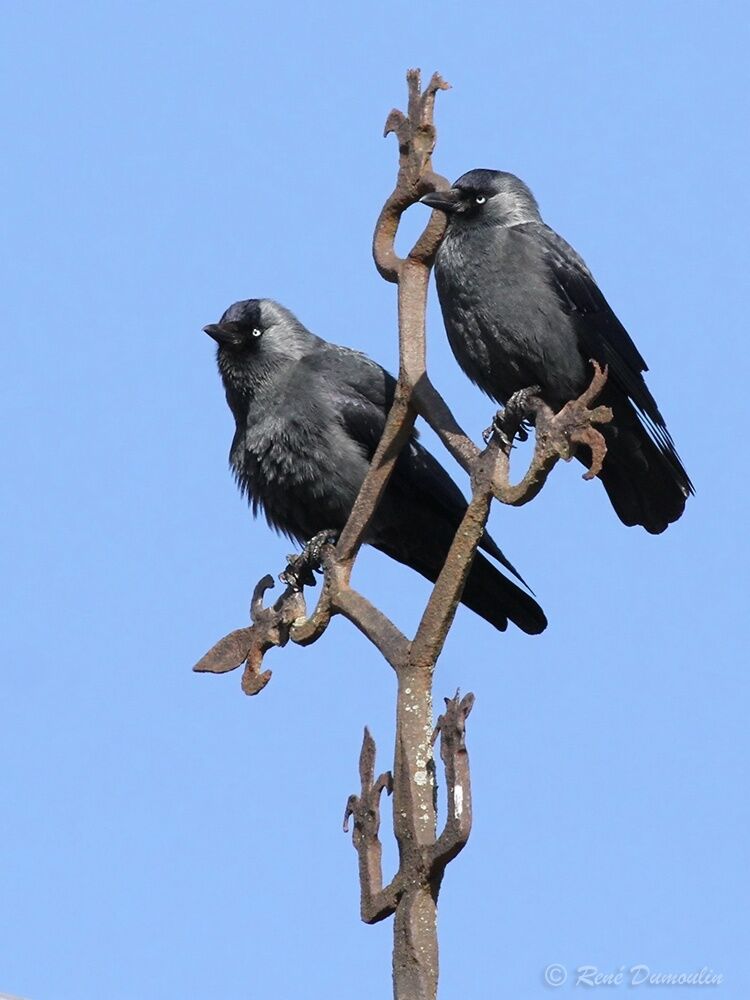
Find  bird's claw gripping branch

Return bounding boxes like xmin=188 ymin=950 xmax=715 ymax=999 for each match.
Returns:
xmin=280 ymin=529 xmax=339 ymax=590
xmin=483 ymin=385 xmax=543 ymax=447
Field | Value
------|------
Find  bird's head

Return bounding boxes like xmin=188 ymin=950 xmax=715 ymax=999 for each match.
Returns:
xmin=420 ymin=169 xmax=541 ymax=228
xmin=204 ymin=298 xmax=314 ymax=393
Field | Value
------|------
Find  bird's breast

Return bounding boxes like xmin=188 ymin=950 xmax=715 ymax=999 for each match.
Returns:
xmin=436 ymin=228 xmax=582 ymax=403
xmin=230 ymin=409 xmax=367 ymax=542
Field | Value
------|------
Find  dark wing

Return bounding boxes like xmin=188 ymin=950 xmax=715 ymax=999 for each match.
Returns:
xmin=521 ymin=222 xmax=685 ymax=471
xmin=298 ymin=344 xmax=395 ymax=458
xmin=301 ymin=344 xmax=530 ymax=587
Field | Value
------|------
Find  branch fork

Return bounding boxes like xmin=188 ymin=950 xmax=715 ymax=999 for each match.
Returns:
xmin=344 ymin=691 xmax=474 ymax=927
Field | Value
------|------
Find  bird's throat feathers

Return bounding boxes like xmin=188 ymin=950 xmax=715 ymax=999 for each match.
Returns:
xmin=216 ymin=345 xmax=288 ymax=422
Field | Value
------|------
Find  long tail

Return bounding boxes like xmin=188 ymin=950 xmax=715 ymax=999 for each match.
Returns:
xmin=594 ymin=394 xmax=694 ymax=534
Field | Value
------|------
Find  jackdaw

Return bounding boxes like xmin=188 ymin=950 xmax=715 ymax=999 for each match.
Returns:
xmin=421 ymin=169 xmax=694 ymax=534
xmin=204 ymin=298 xmax=547 ymax=635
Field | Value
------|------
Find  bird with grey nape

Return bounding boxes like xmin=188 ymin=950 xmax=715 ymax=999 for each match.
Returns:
xmin=204 ymin=298 xmax=547 ymax=635
xmin=421 ymin=169 xmax=694 ymax=534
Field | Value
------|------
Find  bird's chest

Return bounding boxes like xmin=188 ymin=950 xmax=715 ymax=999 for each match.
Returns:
xmin=235 ymin=414 xmax=324 ymax=504
xmin=437 ymin=232 xmax=565 ymax=401
xmin=231 ymin=410 xmax=364 ymax=539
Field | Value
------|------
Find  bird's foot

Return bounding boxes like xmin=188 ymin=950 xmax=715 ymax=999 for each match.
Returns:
xmin=280 ymin=530 xmax=339 ymax=591
xmin=483 ymin=386 xmax=542 ymax=449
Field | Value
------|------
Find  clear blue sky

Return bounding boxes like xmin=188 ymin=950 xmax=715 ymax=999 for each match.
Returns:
xmin=1 ymin=2 xmax=747 ymax=998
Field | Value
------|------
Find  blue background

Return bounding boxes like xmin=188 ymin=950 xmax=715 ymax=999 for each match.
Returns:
xmin=2 ymin=2 xmax=747 ymax=997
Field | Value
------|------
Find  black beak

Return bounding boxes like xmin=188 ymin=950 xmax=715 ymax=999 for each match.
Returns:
xmin=419 ymin=188 xmax=463 ymax=213
xmin=203 ymin=323 xmax=239 ymax=346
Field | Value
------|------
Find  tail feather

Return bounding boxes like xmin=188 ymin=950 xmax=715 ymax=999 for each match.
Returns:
xmin=479 ymin=529 xmax=535 ymax=593
xmin=592 ymin=403 xmax=693 ymax=534
xmin=374 ymin=540 xmax=547 ymax=636
xmin=462 ymin=551 xmax=548 ymax=635
xmin=598 ymin=455 xmax=685 ymax=534
xmin=570 ymin=384 xmax=693 ymax=534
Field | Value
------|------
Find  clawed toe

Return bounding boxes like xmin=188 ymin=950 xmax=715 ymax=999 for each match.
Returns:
xmin=483 ymin=414 xmax=514 ymax=449
xmin=484 ymin=386 xmax=542 ymax=450
xmin=306 ymin=529 xmax=339 ymax=563
xmin=280 ymin=530 xmax=339 ymax=590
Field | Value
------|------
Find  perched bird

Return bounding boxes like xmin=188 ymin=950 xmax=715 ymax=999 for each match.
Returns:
xmin=204 ymin=298 xmax=547 ymax=635
xmin=421 ymin=169 xmax=694 ymax=534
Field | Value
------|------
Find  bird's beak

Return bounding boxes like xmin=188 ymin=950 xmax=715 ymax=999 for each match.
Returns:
xmin=203 ymin=323 xmax=239 ymax=346
xmin=419 ymin=188 xmax=463 ymax=213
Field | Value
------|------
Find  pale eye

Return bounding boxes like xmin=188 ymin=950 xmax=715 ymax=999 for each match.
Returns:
xmin=475 ymin=195 xmax=486 ymax=205
xmin=252 ymin=328 xmax=263 ymax=338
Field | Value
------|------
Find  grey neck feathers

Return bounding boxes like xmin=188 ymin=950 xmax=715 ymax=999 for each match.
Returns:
xmin=490 ymin=190 xmax=542 ymax=228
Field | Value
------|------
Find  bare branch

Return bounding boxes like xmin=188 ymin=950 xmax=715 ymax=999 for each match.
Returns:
xmin=334 ymin=587 xmax=409 ymax=671
xmin=410 ymin=440 xmax=499 ymax=670
xmin=343 ymin=728 xmax=398 ymax=924
xmin=374 ymin=70 xmax=451 ymax=283
xmin=335 ymin=388 xmax=415 ymax=568
xmin=429 ymin=691 xmax=475 ymax=870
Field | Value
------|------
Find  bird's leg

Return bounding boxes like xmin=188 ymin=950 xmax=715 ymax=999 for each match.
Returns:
xmin=483 ymin=386 xmax=542 ymax=449
xmin=280 ymin=530 xmax=340 ymax=590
